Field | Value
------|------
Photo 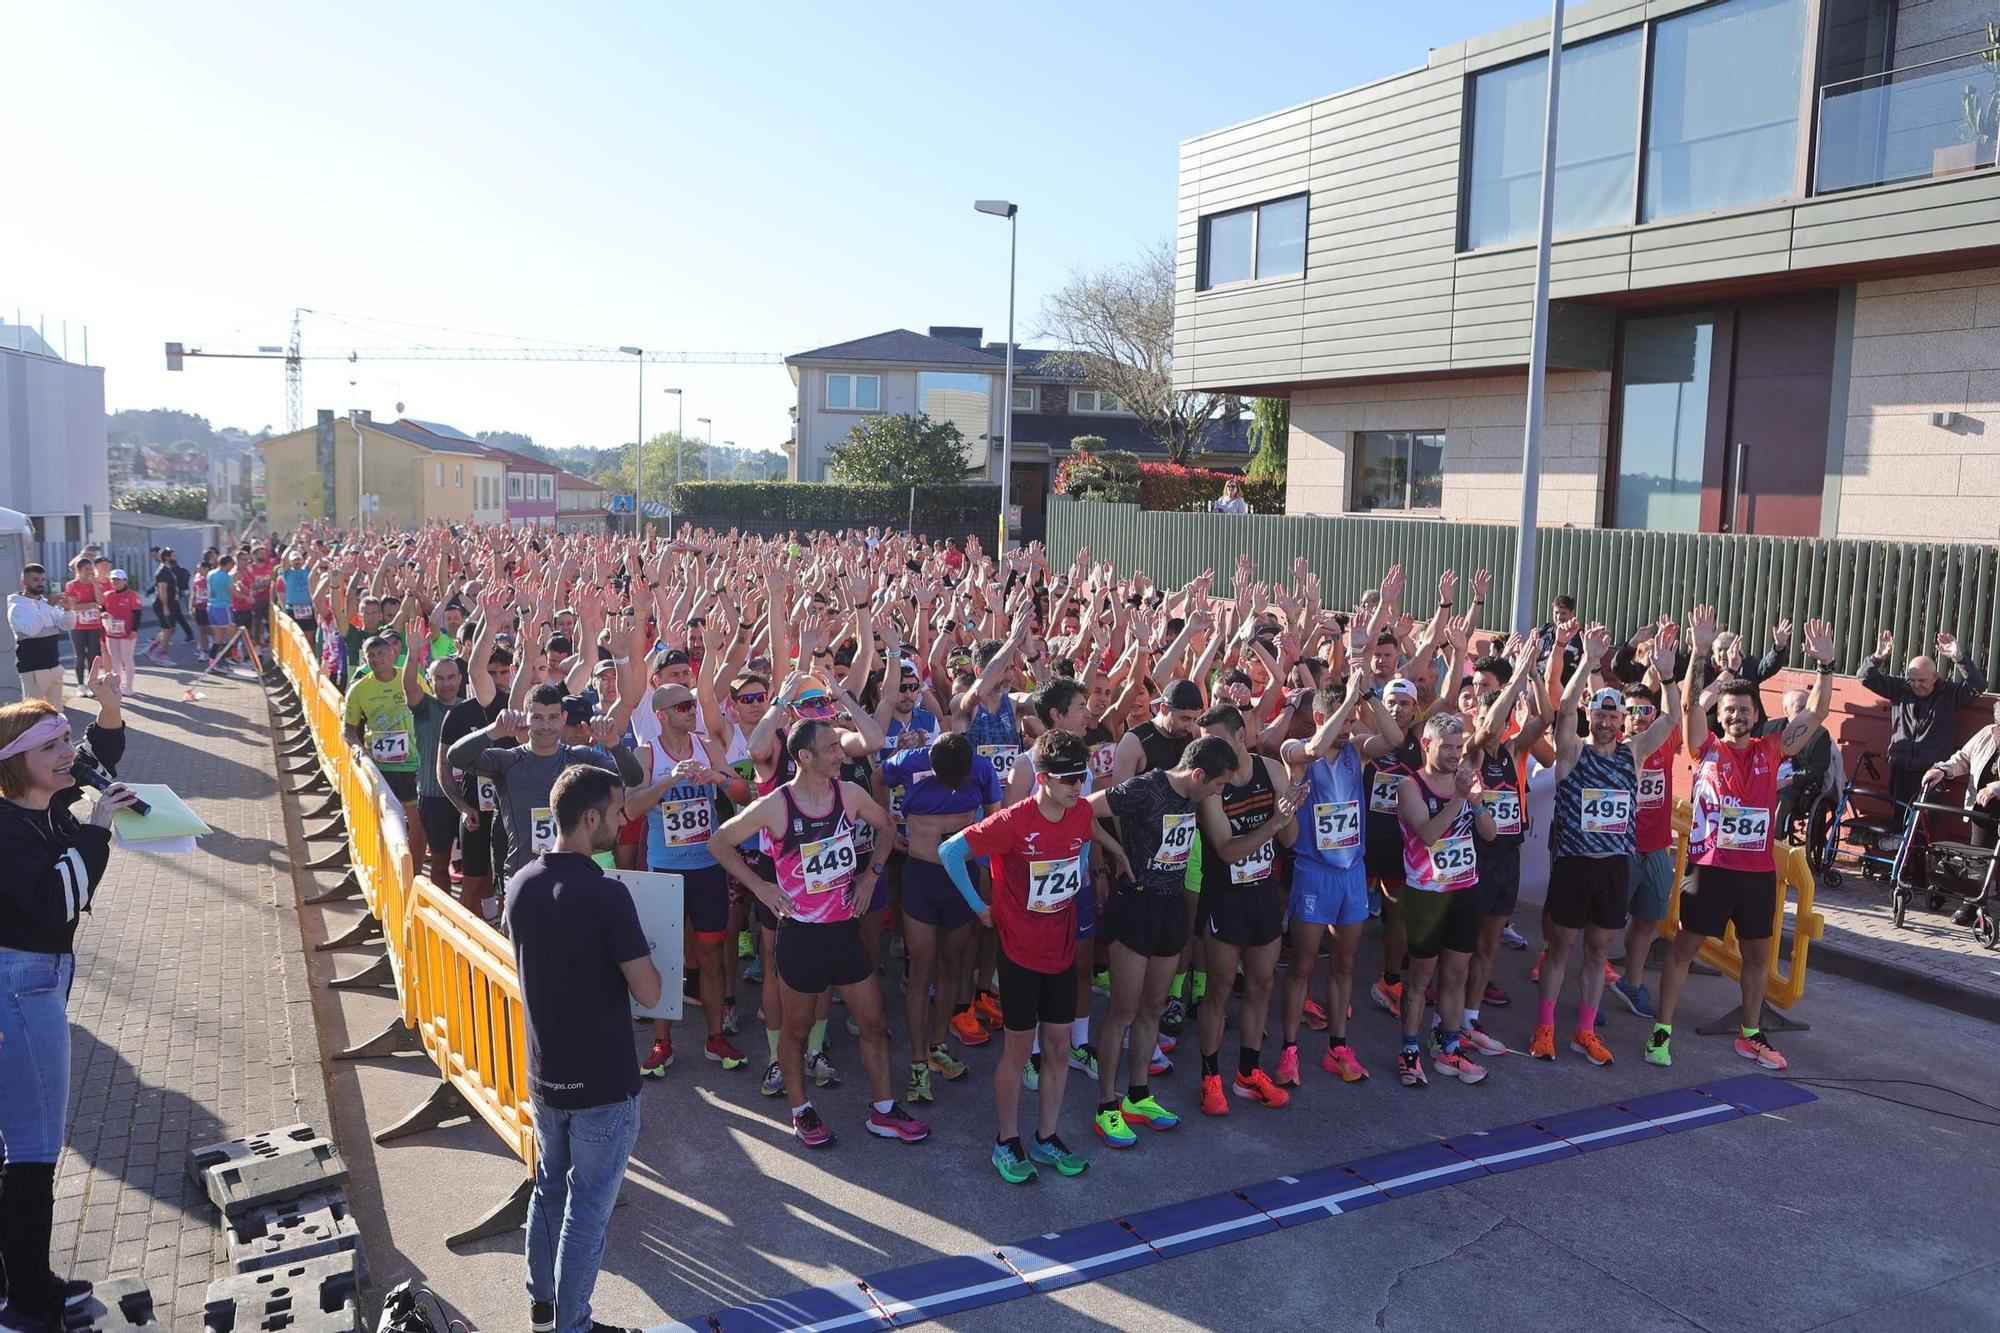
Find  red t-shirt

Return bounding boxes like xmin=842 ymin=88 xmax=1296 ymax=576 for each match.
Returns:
xmin=249 ymin=558 xmax=276 ymax=603
xmin=960 ymin=796 xmax=1094 ymax=974
xmin=1635 ymin=737 xmax=1677 ymax=854
xmin=65 ymin=578 xmax=101 ymax=627
xmin=1687 ymin=733 xmax=1783 ymax=872
xmin=101 ymin=588 xmax=143 ymax=640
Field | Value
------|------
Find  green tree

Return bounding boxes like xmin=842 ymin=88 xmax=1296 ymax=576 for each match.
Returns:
xmin=593 ymin=432 xmax=712 ymax=499
xmin=107 ymin=409 xmax=218 ymax=450
xmin=114 ymin=486 xmax=209 ymax=520
xmin=1246 ymin=397 xmax=1289 ymax=486
xmin=827 ymin=413 xmax=973 ymax=485
xmin=1054 ymin=442 xmax=1140 ymax=503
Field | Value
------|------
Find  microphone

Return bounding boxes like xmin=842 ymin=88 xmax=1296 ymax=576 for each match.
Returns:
xmin=72 ymin=757 xmax=151 ymax=817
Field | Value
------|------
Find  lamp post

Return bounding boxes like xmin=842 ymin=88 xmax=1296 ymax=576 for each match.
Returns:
xmin=697 ymin=417 xmax=712 ymax=484
xmin=974 ymin=199 xmax=1018 ymax=553
xmin=1509 ymin=0 xmax=1564 ymax=636
xmin=722 ymin=442 xmax=734 ymax=483
xmin=662 ymin=387 xmax=683 ymax=494
xmin=619 ymin=346 xmax=644 ymax=535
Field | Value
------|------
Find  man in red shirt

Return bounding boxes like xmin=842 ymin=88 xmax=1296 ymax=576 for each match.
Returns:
xmin=1651 ymin=608 xmax=1836 ymax=1072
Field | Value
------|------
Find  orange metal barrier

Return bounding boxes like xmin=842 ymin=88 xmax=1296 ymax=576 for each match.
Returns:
xmin=1661 ymin=798 xmax=1825 ymax=1015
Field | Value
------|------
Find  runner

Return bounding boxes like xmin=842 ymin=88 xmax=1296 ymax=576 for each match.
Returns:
xmin=1650 ymin=610 xmax=1836 ymax=1071
xmin=441 ymin=588 xmax=518 ymax=918
xmin=1363 ymin=676 xmax=1424 ymax=1019
xmin=98 ymin=572 xmax=142 ymax=697
xmin=62 ymin=557 xmax=102 ymax=693
xmin=1612 ymin=668 xmax=1679 ymax=1020
xmin=410 ymin=645 xmax=470 ymax=889
xmin=343 ymin=622 xmax=425 ymax=845
xmin=1109 ymin=677 xmax=1206 ymax=1045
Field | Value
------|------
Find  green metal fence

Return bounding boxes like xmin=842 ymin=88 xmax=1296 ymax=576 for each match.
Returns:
xmin=1046 ymin=499 xmax=2000 ymax=673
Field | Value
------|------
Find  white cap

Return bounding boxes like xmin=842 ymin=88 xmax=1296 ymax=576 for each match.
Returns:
xmin=109 ymin=568 xmax=128 ymax=581
xmin=1590 ymin=687 xmax=1624 ymax=711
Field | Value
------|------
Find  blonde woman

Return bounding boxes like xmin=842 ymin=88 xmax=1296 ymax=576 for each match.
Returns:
xmin=1213 ymin=477 xmax=1249 ymax=515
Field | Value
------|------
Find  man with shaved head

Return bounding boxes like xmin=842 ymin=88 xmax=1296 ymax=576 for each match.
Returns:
xmin=1861 ymin=629 xmax=1987 ymax=808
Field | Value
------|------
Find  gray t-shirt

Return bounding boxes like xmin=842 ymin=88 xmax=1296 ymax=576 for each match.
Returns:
xmin=470 ymin=743 xmax=625 ymax=879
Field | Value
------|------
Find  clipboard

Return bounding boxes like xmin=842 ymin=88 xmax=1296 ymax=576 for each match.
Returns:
xmin=106 ymin=785 xmax=212 ymax=842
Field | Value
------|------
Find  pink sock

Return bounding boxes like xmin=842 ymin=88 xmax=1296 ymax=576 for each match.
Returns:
xmin=1577 ymin=1005 xmax=1598 ymax=1034
xmin=1537 ymin=999 xmax=1556 ymax=1028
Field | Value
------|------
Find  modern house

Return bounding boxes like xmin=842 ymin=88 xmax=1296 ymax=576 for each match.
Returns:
xmin=554 ymin=470 xmax=607 ymax=532
xmin=786 ymin=326 xmax=1251 ymax=542
xmin=259 ymin=410 xmax=506 ymax=529
xmin=1175 ymin=0 xmax=2000 ymax=542
xmin=0 ymin=321 xmax=108 ymax=549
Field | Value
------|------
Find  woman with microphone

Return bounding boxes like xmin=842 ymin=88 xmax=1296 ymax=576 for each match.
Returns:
xmin=0 ymin=665 xmax=136 ymax=1333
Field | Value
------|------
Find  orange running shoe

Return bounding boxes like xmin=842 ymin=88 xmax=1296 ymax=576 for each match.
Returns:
xmin=948 ymin=1008 xmax=990 ymax=1046
xmin=1275 ymin=1045 xmax=1302 ymax=1087
xmin=1301 ymin=998 xmax=1330 ymax=1031
xmin=1233 ymin=1067 xmax=1291 ymax=1108
xmin=1369 ymin=977 xmax=1403 ymax=1018
xmin=1322 ymin=1043 xmax=1370 ymax=1082
xmin=1529 ymin=1024 xmax=1556 ymax=1061
xmin=1528 ymin=950 xmax=1545 ymax=984
xmin=973 ymin=990 xmax=1005 ymax=1029
xmin=1199 ymin=1072 xmax=1230 ymax=1116
xmin=1602 ymin=960 xmax=1620 ymax=986
xmin=1570 ymin=1029 xmax=1615 ymax=1066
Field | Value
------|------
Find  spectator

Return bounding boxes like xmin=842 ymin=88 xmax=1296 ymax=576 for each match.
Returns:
xmin=1212 ymin=477 xmax=1249 ymax=515
xmin=1861 ymin=629 xmax=1987 ymax=807
xmin=1763 ymin=687 xmax=1832 ymax=836
xmin=1922 ymin=696 xmax=2000 ymax=924
xmin=8 ymin=564 xmax=75 ymax=708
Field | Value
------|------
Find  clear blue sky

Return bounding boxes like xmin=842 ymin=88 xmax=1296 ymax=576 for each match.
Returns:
xmin=5 ymin=1 xmax=1546 ymax=458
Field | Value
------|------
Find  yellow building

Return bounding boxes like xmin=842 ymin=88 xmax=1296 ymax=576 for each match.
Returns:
xmin=260 ymin=411 xmax=506 ymax=529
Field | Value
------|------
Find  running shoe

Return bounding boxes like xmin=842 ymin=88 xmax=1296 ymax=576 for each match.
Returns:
xmin=1120 ymin=1094 xmax=1180 ymax=1130
xmin=704 ymin=1035 xmax=747 ymax=1070
xmin=845 ymin=1016 xmax=860 ymax=1036
xmin=743 ymin=955 xmax=763 ymax=985
xmin=1322 ymin=1043 xmax=1369 ymax=1082
xmin=641 ymin=1037 xmax=673 ymax=1078
xmin=1369 ymin=978 xmax=1403 ymax=1018
xmin=1301 ymin=998 xmax=1330 ymax=1031
xmin=1233 ymin=1067 xmax=1290 ymax=1107
xmin=1501 ymin=924 xmax=1528 ymax=949
xmin=1611 ymin=979 xmax=1657 ymax=1019
xmin=1482 ymin=982 xmax=1511 ymax=1007
xmin=721 ymin=1003 xmax=740 ymax=1035
xmin=991 ymin=1139 xmax=1038 ymax=1184
xmin=792 ymin=1105 xmax=834 ymax=1148
xmin=906 ymin=1063 xmax=934 ymax=1104
xmin=737 ymin=929 xmax=755 ymax=959
xmin=807 ymin=1048 xmax=841 ymax=1087
xmin=1022 ymin=1054 xmax=1040 ymax=1091
xmin=1645 ymin=1027 xmax=1673 ymax=1067
xmin=1528 ymin=1024 xmax=1556 ymax=1061
xmin=1148 ymin=1045 xmax=1173 ymax=1077
xmin=1461 ymin=1021 xmax=1506 ymax=1057
xmin=1093 ymin=1106 xmax=1138 ymax=1148
xmin=1156 ymin=1031 xmax=1179 ymax=1054
xmin=973 ymin=991 xmax=1004 ymax=1029
xmin=1432 ymin=1049 xmax=1487 ymax=1084
xmin=1029 ymin=1134 xmax=1089 ymax=1176
xmin=761 ymin=1060 xmax=786 ymax=1096
xmin=1275 ymin=1045 xmax=1301 ymax=1087
xmin=948 ymin=1008 xmax=989 ymax=1046
xmin=1160 ymin=997 xmax=1187 ymax=1036
xmin=927 ymin=1043 xmax=968 ymax=1080
xmin=1199 ymin=1072 xmax=1230 ymax=1116
xmin=1396 ymin=1050 xmax=1427 ymax=1088
xmin=1602 ymin=960 xmax=1621 ymax=986
xmin=1091 ymin=968 xmax=1111 ymax=995
xmin=1734 ymin=1031 xmax=1788 ymax=1071
xmin=1068 ymin=1043 xmax=1100 ymax=1078
xmin=868 ymin=1102 xmax=930 ymax=1143
xmin=1570 ymin=1029 xmax=1615 ymax=1066
xmin=1528 ymin=951 xmax=1544 ymax=984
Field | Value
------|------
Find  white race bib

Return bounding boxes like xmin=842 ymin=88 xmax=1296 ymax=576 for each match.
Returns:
xmin=1027 ymin=856 xmax=1083 ymax=913
xmin=1369 ymin=770 xmax=1402 ymax=814
xmin=1717 ymin=803 xmax=1771 ymax=852
xmin=1428 ymin=834 xmax=1477 ymax=888
xmin=1580 ymin=787 xmax=1631 ymax=835
xmin=530 ymin=806 xmax=557 ymax=854
xmin=977 ymin=743 xmax=1019 ymax=779
xmin=1153 ymin=812 xmax=1197 ymax=870
xmin=476 ymin=775 xmax=498 ymax=813
xmin=1484 ymin=789 xmax=1522 ymax=836
xmin=659 ymin=798 xmax=712 ymax=846
xmin=1090 ymin=742 xmax=1116 ymax=778
xmin=1229 ymin=840 xmax=1275 ymax=884
xmin=76 ymin=606 xmax=101 ymax=626
xmin=1312 ymin=800 xmax=1361 ymax=851
xmin=105 ymin=616 xmax=128 ymax=638
xmin=1638 ymin=766 xmax=1667 ymax=809
xmin=370 ymin=731 xmax=411 ymax=765
xmin=799 ymin=833 xmax=857 ymax=895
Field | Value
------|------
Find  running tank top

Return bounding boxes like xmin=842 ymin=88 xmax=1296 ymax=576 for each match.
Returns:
xmin=1296 ymin=745 xmax=1365 ymax=871
xmin=1554 ymin=742 xmax=1637 ymax=859
xmin=1477 ymin=746 xmax=1525 ymax=850
xmin=1365 ymin=735 xmax=1423 ymax=844
xmin=965 ymin=695 xmax=1021 ymax=782
xmin=1129 ymin=719 xmax=1187 ymax=774
xmin=1399 ymin=772 xmax=1480 ymax=893
xmin=771 ymin=784 xmax=861 ymax=923
xmin=647 ymin=734 xmax=719 ymax=871
xmin=1202 ymin=758 xmax=1280 ymax=893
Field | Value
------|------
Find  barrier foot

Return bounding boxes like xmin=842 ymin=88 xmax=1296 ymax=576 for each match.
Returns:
xmin=303 ymin=845 xmax=352 ymax=871
xmin=283 ymin=755 xmax=321 ymax=775
xmin=375 ymin=1080 xmax=471 ymax=1144
xmin=300 ymin=791 xmax=343 ymax=820
xmin=445 ymin=1178 xmax=534 ymax=1248
xmin=303 ymin=816 xmax=348 ymax=842
xmin=287 ymin=772 xmax=331 ymax=796
xmin=1695 ymin=1003 xmax=1808 ymax=1037
xmin=334 ymin=1017 xmax=417 ymax=1060
xmin=304 ymin=870 xmax=362 ymax=905
xmin=316 ymin=914 xmax=383 ymax=950
xmin=328 ymin=952 xmax=394 ymax=989
xmin=279 ymin=736 xmax=316 ymax=758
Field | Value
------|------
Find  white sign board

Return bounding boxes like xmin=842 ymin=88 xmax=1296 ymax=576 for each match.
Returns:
xmin=610 ymin=869 xmax=684 ymax=1020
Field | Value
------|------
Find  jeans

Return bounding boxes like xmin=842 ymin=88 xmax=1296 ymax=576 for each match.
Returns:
xmin=527 ymin=1092 xmax=639 ymax=1333
xmin=0 ymin=949 xmax=74 ymax=1164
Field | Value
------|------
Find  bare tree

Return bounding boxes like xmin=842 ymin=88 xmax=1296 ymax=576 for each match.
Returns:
xmin=1037 ymin=240 xmax=1238 ymax=465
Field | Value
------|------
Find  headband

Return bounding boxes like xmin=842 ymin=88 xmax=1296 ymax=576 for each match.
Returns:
xmin=0 ymin=716 xmax=70 ymax=761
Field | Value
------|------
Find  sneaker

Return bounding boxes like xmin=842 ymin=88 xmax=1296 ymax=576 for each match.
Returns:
xmin=760 ymin=1060 xmax=786 ymax=1096
xmin=743 ymin=955 xmax=763 ymax=984
xmin=1301 ymin=998 xmax=1330 ymax=1031
xmin=737 ymin=929 xmax=755 ymax=959
xmin=1529 ymin=1024 xmax=1556 ymax=1061
xmin=1397 ymin=1049 xmax=1428 ymax=1088
xmin=845 ymin=1016 xmax=860 ymax=1036
xmin=1091 ymin=968 xmax=1111 ymax=995
xmin=1502 ymin=924 xmax=1527 ymax=950
xmin=1611 ymin=979 xmax=1657 ymax=1019
xmin=868 ymin=1101 xmax=930 ymax=1142
xmin=1156 ymin=1028 xmax=1180 ymax=1053
xmin=1570 ymin=1029 xmax=1615 ymax=1066
xmin=1029 ymin=1133 xmax=1089 ymax=1176
xmin=1160 ymin=997 xmax=1187 ymax=1036
xmin=1148 ymin=1045 xmax=1174 ymax=1077
xmin=973 ymin=991 xmax=1004 ymax=1029
xmin=927 ymin=1043 xmax=968 ymax=1080
xmin=1528 ymin=951 xmax=1544 ymax=984
xmin=1461 ymin=1021 xmax=1506 ymax=1058
xmin=1233 ymin=1067 xmax=1290 ymax=1107
xmin=1322 ymin=1043 xmax=1369 ymax=1082
xmin=1200 ymin=1072 xmax=1230 ymax=1116
xmin=1369 ymin=978 xmax=1403 ymax=1018
xmin=1734 ymin=1031 xmax=1788 ymax=1071
xmin=807 ymin=1048 xmax=841 ymax=1087
xmin=1121 ymin=1093 xmax=1180 ymax=1130
xmin=1067 ymin=1043 xmax=1099 ymax=1078
xmin=992 ymin=1138 xmax=1038 ymax=1184
xmin=792 ymin=1105 xmax=835 ymax=1148
xmin=704 ymin=1035 xmax=747 ymax=1069
xmin=1433 ymin=1049 xmax=1488 ymax=1084
xmin=907 ymin=1063 xmax=934 ymax=1104
xmin=1645 ymin=1027 xmax=1673 ymax=1067
xmin=1482 ymin=982 xmax=1511 ymax=1007
xmin=1276 ymin=1045 xmax=1301 ymax=1086
xmin=949 ymin=1008 xmax=990 ymax=1046
xmin=60 ymin=1281 xmax=92 ymax=1312
xmin=720 ymin=1002 xmax=739 ymax=1035
xmin=532 ymin=1299 xmax=555 ymax=1333
xmin=641 ymin=1037 xmax=673 ymax=1078
xmin=1093 ymin=1105 xmax=1138 ymax=1148
xmin=1022 ymin=1054 xmax=1041 ymax=1091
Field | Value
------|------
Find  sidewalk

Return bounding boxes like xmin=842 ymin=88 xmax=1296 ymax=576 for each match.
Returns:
xmin=46 ymin=660 xmax=330 ymax=1330
xmin=1807 ymin=874 xmax=2000 ymax=1022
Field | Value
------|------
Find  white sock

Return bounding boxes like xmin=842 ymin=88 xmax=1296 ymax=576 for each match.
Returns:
xmin=1465 ymin=1007 xmax=1481 ymax=1026
xmin=1030 ymin=1033 xmax=1041 ymax=1057
xmin=1071 ymin=1016 xmax=1090 ymax=1046
xmin=791 ymin=1101 xmax=810 ymax=1117
xmin=872 ymin=1098 xmax=894 ymax=1115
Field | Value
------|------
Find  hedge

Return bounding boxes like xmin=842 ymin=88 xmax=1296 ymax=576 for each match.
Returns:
xmin=665 ymin=481 xmax=1001 ymax=526
xmin=1139 ymin=461 xmax=1283 ymax=515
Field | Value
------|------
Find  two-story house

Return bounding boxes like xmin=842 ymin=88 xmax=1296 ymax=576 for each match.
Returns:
xmin=259 ymin=411 xmax=506 ymax=529
xmin=555 ymin=470 xmax=607 ymax=532
xmin=469 ymin=441 xmax=561 ymax=527
xmin=1176 ymin=0 xmax=2000 ymax=542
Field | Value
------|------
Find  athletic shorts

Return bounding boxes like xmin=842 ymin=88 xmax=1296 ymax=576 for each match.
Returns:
xmin=1472 ymin=846 xmax=1521 ymax=919
xmin=1364 ymin=836 xmax=1404 ymax=886
xmin=856 ymin=859 xmax=889 ymax=917
xmin=1288 ymin=858 xmax=1368 ymax=927
xmin=381 ymin=769 xmax=418 ymax=803
xmin=998 ymin=952 xmax=1078 ymax=1032
xmin=206 ymin=606 xmax=233 ymax=629
xmin=1546 ymin=854 xmax=1630 ymax=932
xmin=1101 ymin=888 xmax=1189 ymax=959
xmin=657 ymin=863 xmax=729 ymax=940
xmin=1679 ymin=864 xmax=1777 ymax=942
xmin=774 ymin=917 xmax=874 ymax=994
xmin=1200 ymin=876 xmax=1285 ymax=948
xmin=232 ymin=608 xmax=255 ymax=630
xmin=902 ymin=856 xmax=975 ymax=931
xmin=1400 ymin=887 xmax=1480 ymax=960
xmin=460 ymin=810 xmax=492 ymax=878
xmin=1628 ymin=847 xmax=1676 ymax=923
xmin=744 ymin=848 xmax=779 ymax=932
xmin=418 ymin=795 xmax=460 ymax=861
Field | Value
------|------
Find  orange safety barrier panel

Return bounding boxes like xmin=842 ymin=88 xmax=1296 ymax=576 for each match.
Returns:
xmin=1660 ymin=799 xmax=1825 ymax=1014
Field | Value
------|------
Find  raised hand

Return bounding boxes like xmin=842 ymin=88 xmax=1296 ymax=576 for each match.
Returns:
xmin=1471 ymin=568 xmax=1492 ymax=601
xmin=1803 ymin=618 xmax=1836 ymax=664
xmin=1582 ymin=621 xmax=1612 ymax=660
xmin=1875 ymin=628 xmax=1894 ymax=658
xmin=1437 ymin=569 xmax=1458 ymax=606
xmin=1772 ymin=618 xmax=1793 ymax=649
xmin=1688 ymin=604 xmax=1718 ymax=653
xmin=1936 ymin=631 xmax=1962 ymax=661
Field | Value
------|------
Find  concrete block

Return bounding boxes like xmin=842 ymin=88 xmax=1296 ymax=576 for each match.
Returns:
xmin=224 ymin=1190 xmax=363 ymax=1276
xmin=188 ymin=1125 xmax=347 ymax=1218
xmin=201 ymin=1252 xmax=359 ymax=1332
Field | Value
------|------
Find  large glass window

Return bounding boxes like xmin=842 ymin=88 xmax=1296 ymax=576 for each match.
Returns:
xmin=1351 ymin=431 xmax=1444 ymax=512
xmin=1643 ymin=0 xmax=1807 ymax=221
xmin=1465 ymin=29 xmax=1643 ymax=248
xmin=918 ymin=371 xmax=992 ymax=469
xmin=1612 ymin=313 xmax=1713 ymax=531
xmin=1198 ymin=194 xmax=1307 ymax=289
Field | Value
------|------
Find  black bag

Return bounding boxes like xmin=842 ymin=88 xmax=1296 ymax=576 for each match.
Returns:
xmin=374 ymin=1281 xmax=451 ymax=1333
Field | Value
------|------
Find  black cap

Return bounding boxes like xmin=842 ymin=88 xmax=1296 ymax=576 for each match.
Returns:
xmin=1162 ymin=679 xmax=1205 ymax=711
xmin=561 ymin=696 xmax=594 ymax=726
xmin=653 ymin=647 xmax=691 ymax=671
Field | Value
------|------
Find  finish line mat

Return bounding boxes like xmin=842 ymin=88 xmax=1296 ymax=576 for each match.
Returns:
xmin=645 ymin=1074 xmax=1813 ymax=1333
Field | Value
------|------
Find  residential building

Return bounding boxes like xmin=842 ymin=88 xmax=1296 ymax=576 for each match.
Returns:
xmin=207 ymin=451 xmax=264 ymax=524
xmin=472 ymin=441 xmax=561 ymax=527
xmin=0 ymin=321 xmax=109 ymax=547
xmin=555 ymin=470 xmax=607 ymax=532
xmin=258 ymin=410 xmax=505 ymax=529
xmin=1176 ymin=0 xmax=2000 ymax=542
xmin=786 ymin=325 xmax=1251 ymax=542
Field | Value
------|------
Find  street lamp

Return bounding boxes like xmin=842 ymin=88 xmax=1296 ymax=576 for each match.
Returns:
xmin=619 ymin=346 xmax=644 ymax=534
xmin=722 ymin=442 xmax=734 ymax=483
xmin=662 ymin=388 xmax=683 ymax=495
xmin=974 ymin=199 xmax=1018 ymax=553
xmin=697 ymin=417 xmax=712 ymax=484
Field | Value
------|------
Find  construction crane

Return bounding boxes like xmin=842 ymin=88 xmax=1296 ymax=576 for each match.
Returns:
xmin=165 ymin=308 xmax=785 ymax=432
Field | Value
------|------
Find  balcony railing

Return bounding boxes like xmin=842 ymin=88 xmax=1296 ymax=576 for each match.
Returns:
xmin=1815 ymin=46 xmax=1999 ymax=194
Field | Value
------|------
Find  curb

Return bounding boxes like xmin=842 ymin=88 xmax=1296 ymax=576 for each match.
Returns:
xmin=1805 ymin=930 xmax=2000 ymax=1026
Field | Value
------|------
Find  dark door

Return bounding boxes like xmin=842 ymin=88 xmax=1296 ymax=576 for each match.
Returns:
xmin=1713 ymin=293 xmax=1837 ymax=537
xmin=1012 ymin=461 xmax=1048 ymax=545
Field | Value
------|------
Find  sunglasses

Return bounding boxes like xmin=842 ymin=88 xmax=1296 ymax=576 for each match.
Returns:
xmin=1624 ymin=704 xmax=1657 ymax=717
xmin=667 ymin=700 xmax=698 ymax=714
xmin=735 ymin=691 xmax=767 ymax=705
xmin=1041 ymin=770 xmax=1088 ymax=786
xmin=899 ymin=682 xmax=920 ymax=693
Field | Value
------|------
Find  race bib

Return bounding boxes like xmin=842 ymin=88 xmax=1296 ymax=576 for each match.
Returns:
xmin=1580 ymin=787 xmax=1631 ymax=835
xmin=887 ymin=784 xmax=905 ymax=822
xmin=76 ymin=606 xmax=101 ymax=626
xmin=1312 ymin=800 xmax=1361 ymax=851
xmin=1152 ymin=812 xmax=1197 ymax=870
xmin=1638 ymin=766 xmax=1667 ymax=809
xmin=659 ymin=798 xmax=712 ymax=846
xmin=1717 ymin=803 xmax=1771 ymax=852
xmin=1090 ymin=742 xmax=1116 ymax=778
xmin=530 ymin=806 xmax=557 ymax=854
xmin=1428 ymin=834 xmax=1477 ymax=888
xmin=976 ymin=743 xmax=1019 ymax=779
xmin=105 ymin=616 xmax=128 ymax=637
xmin=370 ymin=730 xmax=410 ymax=765
xmin=1369 ymin=771 xmax=1402 ymax=814
xmin=476 ymin=775 xmax=498 ymax=813
xmin=799 ymin=833 xmax=857 ymax=895
xmin=1027 ymin=856 xmax=1083 ymax=913
xmin=1229 ymin=840 xmax=1275 ymax=884
xmin=289 ymin=603 xmax=313 ymax=619
xmin=1484 ymin=789 xmax=1522 ymax=836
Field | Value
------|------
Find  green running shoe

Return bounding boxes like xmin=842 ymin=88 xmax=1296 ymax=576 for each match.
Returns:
xmin=1120 ymin=1094 xmax=1180 ymax=1131
xmin=992 ymin=1139 xmax=1039 ymax=1184
xmin=906 ymin=1063 xmax=934 ymax=1104
xmin=1067 ymin=1044 xmax=1099 ymax=1079
xmin=1029 ymin=1133 xmax=1089 ymax=1176
xmin=927 ymin=1043 xmax=968 ymax=1081
xmin=737 ymin=929 xmax=754 ymax=959
xmin=1093 ymin=1105 xmax=1138 ymax=1148
xmin=1645 ymin=1026 xmax=1673 ymax=1067
xmin=1021 ymin=1053 xmax=1041 ymax=1091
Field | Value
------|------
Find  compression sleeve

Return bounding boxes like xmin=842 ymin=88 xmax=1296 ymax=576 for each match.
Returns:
xmin=940 ymin=831 xmax=985 ymax=915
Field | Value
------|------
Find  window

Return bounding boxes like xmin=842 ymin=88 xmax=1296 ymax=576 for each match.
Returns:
xmin=540 ymin=474 xmax=555 ymax=500
xmin=917 ymin=372 xmax=992 ymax=467
xmin=455 ymin=464 xmax=464 ymax=488
xmin=508 ymin=473 xmax=523 ymax=500
xmin=1073 ymin=389 xmax=1124 ymax=414
xmin=435 ymin=461 xmax=444 ymax=487
xmin=1465 ymin=29 xmax=1643 ymax=249
xmin=1010 ymin=386 xmax=1037 ymax=413
xmin=825 ymin=373 xmax=881 ymax=411
xmin=1612 ymin=314 xmax=1713 ymax=531
xmin=1643 ymin=0 xmax=1806 ymax=221
xmin=1351 ymin=431 xmax=1445 ymax=512
xmin=1197 ymin=194 xmax=1307 ymax=289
